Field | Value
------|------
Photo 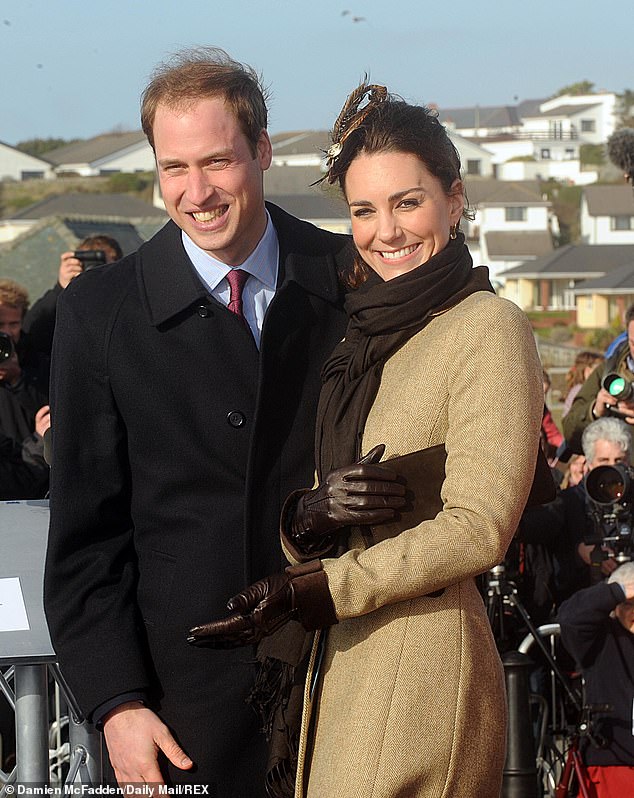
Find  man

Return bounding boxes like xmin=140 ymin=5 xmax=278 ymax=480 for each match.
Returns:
xmin=23 ymin=235 xmax=123 ymax=360
xmin=43 ymin=48 xmax=350 ymax=793
xmin=558 ymin=562 xmax=634 ymax=796
xmin=0 ymin=279 xmax=49 ymax=497
xmin=519 ymin=417 xmax=630 ymax=611
xmin=564 ymin=304 xmax=634 ymax=452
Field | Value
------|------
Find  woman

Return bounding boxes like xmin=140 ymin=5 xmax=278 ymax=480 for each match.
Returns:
xmin=189 ymin=83 xmax=544 ymax=797
xmin=562 ymin=350 xmax=604 ymax=418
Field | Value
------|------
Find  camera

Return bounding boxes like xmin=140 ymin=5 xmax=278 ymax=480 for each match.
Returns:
xmin=0 ymin=331 xmax=14 ymax=364
xmin=585 ymin=463 xmax=634 ymax=561
xmin=74 ymin=249 xmax=106 ymax=271
xmin=602 ymin=372 xmax=634 ymax=402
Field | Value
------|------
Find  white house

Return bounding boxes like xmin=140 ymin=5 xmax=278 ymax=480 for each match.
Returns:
xmin=438 ymin=92 xmax=618 ymax=185
xmin=581 ymin=184 xmax=634 ymax=244
xmin=464 ymin=180 xmax=554 ymax=280
xmin=45 ymin=132 xmax=155 ymax=176
xmin=0 ymin=141 xmax=54 ymax=181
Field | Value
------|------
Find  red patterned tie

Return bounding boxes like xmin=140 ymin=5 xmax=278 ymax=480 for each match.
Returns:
xmin=225 ymin=269 xmax=250 ymax=330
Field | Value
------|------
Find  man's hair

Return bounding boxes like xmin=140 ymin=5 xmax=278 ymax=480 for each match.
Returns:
xmin=78 ymin=235 xmax=123 ymax=262
xmin=625 ymin=303 xmax=634 ymax=326
xmin=141 ymin=46 xmax=269 ymax=155
xmin=582 ymin=416 xmax=632 ymax=463
xmin=608 ymin=561 xmax=634 ymax=586
xmin=0 ymin=279 xmax=29 ymax=316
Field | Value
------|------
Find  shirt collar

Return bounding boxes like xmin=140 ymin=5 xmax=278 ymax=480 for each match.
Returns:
xmin=181 ymin=210 xmax=278 ymax=292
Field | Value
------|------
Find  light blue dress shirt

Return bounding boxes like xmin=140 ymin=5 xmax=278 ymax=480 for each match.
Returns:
xmin=182 ymin=211 xmax=279 ymax=349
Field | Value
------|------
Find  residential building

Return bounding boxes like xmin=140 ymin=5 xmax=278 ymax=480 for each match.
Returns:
xmin=44 ymin=131 xmax=154 ymax=176
xmin=0 ymin=214 xmax=165 ymax=302
xmin=464 ymin=179 xmax=554 ymax=281
xmin=0 ymin=140 xmax=54 ymax=181
xmin=0 ymin=193 xmax=166 ymax=244
xmin=498 ymin=243 xmax=634 ymax=325
xmin=438 ymin=92 xmax=618 ymax=186
xmin=581 ymin=184 xmax=634 ymax=244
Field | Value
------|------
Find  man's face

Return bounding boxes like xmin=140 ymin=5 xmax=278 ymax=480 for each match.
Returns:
xmin=615 ymin=598 xmax=634 ymax=633
xmin=154 ymin=96 xmax=272 ymax=266
xmin=587 ymin=440 xmax=629 ymax=470
xmin=0 ymin=305 xmax=22 ymax=343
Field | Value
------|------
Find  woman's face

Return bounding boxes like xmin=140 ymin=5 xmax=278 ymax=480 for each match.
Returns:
xmin=344 ymin=151 xmax=464 ymax=281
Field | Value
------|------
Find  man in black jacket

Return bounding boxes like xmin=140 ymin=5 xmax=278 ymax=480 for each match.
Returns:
xmin=558 ymin=563 xmax=634 ymax=795
xmin=43 ymin=47 xmax=350 ymax=794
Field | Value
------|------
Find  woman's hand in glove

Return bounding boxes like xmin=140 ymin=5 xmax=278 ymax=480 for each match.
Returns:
xmin=291 ymin=444 xmax=406 ymax=544
xmin=186 ymin=561 xmax=337 ymax=649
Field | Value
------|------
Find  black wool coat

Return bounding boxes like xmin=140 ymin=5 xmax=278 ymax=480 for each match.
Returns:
xmin=43 ymin=203 xmax=350 ymax=793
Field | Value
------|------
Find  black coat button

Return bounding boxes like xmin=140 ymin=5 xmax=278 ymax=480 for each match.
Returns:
xmin=197 ymin=305 xmax=209 ymax=317
xmin=227 ymin=411 xmax=246 ymax=428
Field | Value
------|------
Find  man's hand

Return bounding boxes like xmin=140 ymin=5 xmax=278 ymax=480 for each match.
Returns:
xmin=103 ymin=702 xmax=193 ymax=786
xmin=58 ymin=252 xmax=85 ymax=289
xmin=34 ymin=405 xmax=50 ymax=439
xmin=577 ymin=542 xmax=619 ymax=576
xmin=593 ymin=387 xmax=634 ymax=424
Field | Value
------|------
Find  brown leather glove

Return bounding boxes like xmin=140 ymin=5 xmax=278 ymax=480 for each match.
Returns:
xmin=186 ymin=560 xmax=337 ymax=649
xmin=290 ymin=444 xmax=406 ymax=545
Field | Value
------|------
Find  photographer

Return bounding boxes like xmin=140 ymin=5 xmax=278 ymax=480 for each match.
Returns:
xmin=564 ymin=304 xmax=634 ymax=453
xmin=558 ymin=563 xmax=634 ymax=796
xmin=23 ymin=234 xmax=122 ymax=359
xmin=0 ymin=279 xmax=49 ymax=498
xmin=518 ymin=417 xmax=630 ymax=616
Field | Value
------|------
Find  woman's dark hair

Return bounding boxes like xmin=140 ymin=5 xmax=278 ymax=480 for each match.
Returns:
xmin=325 ymin=81 xmax=473 ymax=287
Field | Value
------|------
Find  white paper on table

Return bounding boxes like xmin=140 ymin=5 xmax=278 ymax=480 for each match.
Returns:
xmin=0 ymin=576 xmax=30 ymax=632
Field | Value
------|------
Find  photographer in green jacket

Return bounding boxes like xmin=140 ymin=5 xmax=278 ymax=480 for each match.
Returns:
xmin=564 ymin=304 xmax=634 ymax=454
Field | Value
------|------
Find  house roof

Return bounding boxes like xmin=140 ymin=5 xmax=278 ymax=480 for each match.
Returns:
xmin=526 ymin=102 xmax=602 ymax=119
xmin=573 ymin=262 xmax=634 ymax=294
xmin=264 ymin=164 xmax=325 ymax=194
xmin=498 ymin=243 xmax=634 ymax=278
xmin=516 ymin=99 xmax=547 ymax=118
xmin=265 ymin=193 xmax=347 ymax=220
xmin=0 ymin=215 xmax=163 ymax=301
xmin=45 ymin=131 xmax=147 ymax=166
xmin=584 ymin=184 xmax=634 ymax=216
xmin=11 ymin=193 xmax=167 ymax=220
xmin=271 ymin=130 xmax=329 ymax=157
xmin=485 ymin=231 xmax=553 ymax=259
xmin=465 ymin=179 xmax=546 ymax=205
xmin=437 ymin=105 xmax=521 ymax=129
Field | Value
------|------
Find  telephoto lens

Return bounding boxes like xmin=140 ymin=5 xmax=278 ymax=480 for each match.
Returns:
xmin=602 ymin=372 xmax=634 ymax=402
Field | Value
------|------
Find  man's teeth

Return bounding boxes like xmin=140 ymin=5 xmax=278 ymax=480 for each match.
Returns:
xmin=192 ymin=208 xmax=225 ymax=222
xmin=380 ymin=245 xmax=418 ymax=260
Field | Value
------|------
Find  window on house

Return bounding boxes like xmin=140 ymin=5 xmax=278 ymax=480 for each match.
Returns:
xmin=611 ymin=216 xmax=633 ymax=231
xmin=540 ymin=148 xmax=551 ymax=160
xmin=565 ymin=148 xmax=575 ymax=159
xmin=466 ymin=160 xmax=481 ymax=176
xmin=581 ymin=119 xmax=596 ymax=132
xmin=505 ymin=207 xmax=527 ymax=222
xmin=20 ymin=171 xmax=45 ymax=180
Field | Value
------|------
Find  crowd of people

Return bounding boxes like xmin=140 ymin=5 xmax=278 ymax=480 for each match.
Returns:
xmin=0 ymin=45 xmax=631 ymax=798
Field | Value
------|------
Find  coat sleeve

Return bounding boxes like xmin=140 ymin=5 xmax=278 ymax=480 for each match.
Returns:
xmin=321 ymin=297 xmax=544 ymax=620
xmin=558 ymin=581 xmax=624 ymax=668
xmin=43 ymin=279 xmax=151 ymax=718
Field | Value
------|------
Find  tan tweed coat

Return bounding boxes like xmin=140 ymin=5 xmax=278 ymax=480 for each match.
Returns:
xmin=290 ymin=290 xmax=543 ymax=798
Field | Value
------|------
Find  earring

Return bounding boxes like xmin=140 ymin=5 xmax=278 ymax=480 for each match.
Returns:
xmin=449 ymin=224 xmax=458 ymax=240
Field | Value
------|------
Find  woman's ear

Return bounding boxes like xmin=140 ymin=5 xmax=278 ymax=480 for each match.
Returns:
xmin=448 ymin=179 xmax=465 ymax=223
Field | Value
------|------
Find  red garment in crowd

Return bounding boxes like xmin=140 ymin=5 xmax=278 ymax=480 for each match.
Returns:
xmin=542 ymin=405 xmax=563 ymax=447
xmin=578 ymin=764 xmax=634 ymax=797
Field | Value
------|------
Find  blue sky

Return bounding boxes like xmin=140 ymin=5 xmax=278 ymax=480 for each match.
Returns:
xmin=1 ymin=0 xmax=632 ymax=145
